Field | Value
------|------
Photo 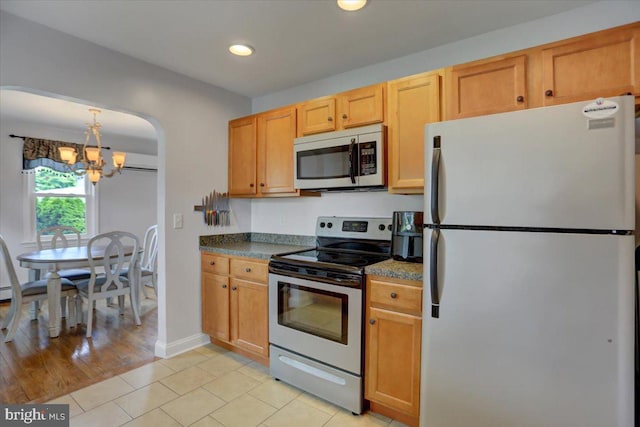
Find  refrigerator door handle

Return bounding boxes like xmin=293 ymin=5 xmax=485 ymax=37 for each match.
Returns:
xmin=430 ymin=136 xmax=441 ymax=224
xmin=430 ymin=228 xmax=441 ymax=318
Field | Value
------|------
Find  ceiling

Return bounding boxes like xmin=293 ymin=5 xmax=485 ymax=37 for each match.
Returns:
xmin=0 ymin=90 xmax=157 ymax=141
xmin=0 ymin=0 xmax=596 ymax=98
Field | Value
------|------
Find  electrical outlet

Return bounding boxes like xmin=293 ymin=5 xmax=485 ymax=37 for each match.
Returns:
xmin=173 ymin=213 xmax=183 ymax=229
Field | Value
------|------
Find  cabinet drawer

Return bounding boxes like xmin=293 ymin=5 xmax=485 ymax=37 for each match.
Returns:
xmin=369 ymin=279 xmax=422 ymax=314
xmin=201 ymin=253 xmax=229 ymax=275
xmin=230 ymin=258 xmax=268 ymax=283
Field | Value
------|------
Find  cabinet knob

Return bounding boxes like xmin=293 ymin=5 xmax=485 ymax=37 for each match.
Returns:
xmin=327 ymin=116 xmax=333 ymax=122
xmin=245 ymin=267 xmax=252 ymax=272
xmin=369 ymin=319 xmax=376 ymax=325
xmin=209 ymin=261 xmax=215 ymax=265
xmin=249 ymin=183 xmax=254 ymax=187
xmin=232 ymin=286 xmax=237 ymax=291
xmin=390 ymin=292 xmax=398 ymax=299
xmin=516 ymin=95 xmax=524 ymax=103
xmin=545 ymin=89 xmax=553 ymax=97
xmin=342 ymin=114 xmax=347 ymax=119
xmin=222 ymin=284 xmax=227 ymax=289
xmin=260 ymin=183 xmax=265 ymax=187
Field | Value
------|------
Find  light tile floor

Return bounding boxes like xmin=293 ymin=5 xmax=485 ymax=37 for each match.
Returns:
xmin=48 ymin=343 xmax=410 ymax=427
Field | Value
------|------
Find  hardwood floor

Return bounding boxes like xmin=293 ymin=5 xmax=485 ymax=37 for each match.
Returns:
xmin=0 ymin=294 xmax=158 ymax=404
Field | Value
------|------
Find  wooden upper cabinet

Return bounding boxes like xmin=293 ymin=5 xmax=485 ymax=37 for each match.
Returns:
xmin=446 ymin=54 xmax=527 ymax=119
xmin=298 ymin=96 xmax=336 ymax=136
xmin=298 ymin=83 xmax=385 ymax=136
xmin=387 ymin=72 xmax=441 ymax=193
xmin=228 ymin=116 xmax=257 ymax=196
xmin=540 ymin=25 xmax=640 ymax=106
xmin=339 ymin=83 xmax=385 ymax=129
xmin=257 ymin=107 xmax=297 ymax=195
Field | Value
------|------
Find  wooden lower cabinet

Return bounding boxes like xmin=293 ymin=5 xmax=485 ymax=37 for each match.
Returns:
xmin=230 ymin=278 xmax=269 ymax=357
xmin=201 ymin=252 xmax=269 ymax=363
xmin=365 ymin=275 xmax=422 ymax=425
xmin=202 ymin=272 xmax=230 ymax=341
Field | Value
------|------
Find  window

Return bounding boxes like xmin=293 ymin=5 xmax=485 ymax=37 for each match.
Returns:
xmin=24 ymin=167 xmax=97 ymax=242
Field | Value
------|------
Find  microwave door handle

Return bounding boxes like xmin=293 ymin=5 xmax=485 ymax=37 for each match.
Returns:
xmin=349 ymin=138 xmax=356 ymax=184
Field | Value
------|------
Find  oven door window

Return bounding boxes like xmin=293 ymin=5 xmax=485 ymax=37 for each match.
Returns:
xmin=296 ymin=145 xmax=350 ymax=180
xmin=277 ymin=281 xmax=348 ymax=344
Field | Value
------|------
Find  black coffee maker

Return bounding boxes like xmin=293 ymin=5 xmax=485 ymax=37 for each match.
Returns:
xmin=391 ymin=211 xmax=424 ymax=263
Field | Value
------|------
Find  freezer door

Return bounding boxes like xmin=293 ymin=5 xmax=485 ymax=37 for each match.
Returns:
xmin=425 ymin=96 xmax=635 ymax=230
xmin=420 ymin=229 xmax=634 ymax=427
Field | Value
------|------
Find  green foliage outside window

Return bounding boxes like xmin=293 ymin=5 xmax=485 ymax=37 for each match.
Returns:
xmin=34 ymin=167 xmax=87 ymax=234
xmin=35 ymin=168 xmax=79 ymax=191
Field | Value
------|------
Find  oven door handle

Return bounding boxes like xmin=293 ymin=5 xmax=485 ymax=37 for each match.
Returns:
xmin=349 ymin=137 xmax=357 ymax=184
xmin=269 ymin=268 xmax=361 ymax=288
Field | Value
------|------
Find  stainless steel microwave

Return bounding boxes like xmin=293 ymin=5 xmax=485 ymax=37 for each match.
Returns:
xmin=293 ymin=124 xmax=386 ymax=190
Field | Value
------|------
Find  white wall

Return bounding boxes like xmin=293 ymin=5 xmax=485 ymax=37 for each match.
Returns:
xmin=0 ymin=10 xmax=253 ymax=357
xmin=249 ymin=1 xmax=640 ymax=235
xmin=252 ymin=192 xmax=422 ymax=236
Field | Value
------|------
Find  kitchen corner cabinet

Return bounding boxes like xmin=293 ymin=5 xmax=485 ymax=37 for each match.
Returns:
xmin=297 ymin=83 xmax=384 ymax=136
xmin=445 ymin=53 xmax=528 ymax=120
xmin=387 ymin=71 xmax=441 ymax=193
xmin=201 ymin=252 xmax=269 ymax=362
xmin=365 ymin=275 xmax=422 ymax=423
xmin=539 ymin=24 xmax=640 ymax=106
xmin=229 ymin=107 xmax=298 ymax=198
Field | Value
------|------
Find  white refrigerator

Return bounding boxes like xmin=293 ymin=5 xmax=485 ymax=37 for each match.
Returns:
xmin=421 ymin=96 xmax=636 ymax=427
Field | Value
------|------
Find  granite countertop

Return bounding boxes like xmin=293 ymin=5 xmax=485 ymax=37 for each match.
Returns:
xmin=200 ymin=232 xmax=314 ymax=260
xmin=365 ymin=258 xmax=423 ymax=282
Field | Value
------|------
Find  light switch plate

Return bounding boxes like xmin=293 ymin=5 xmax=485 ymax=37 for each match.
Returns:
xmin=173 ymin=213 xmax=183 ymax=229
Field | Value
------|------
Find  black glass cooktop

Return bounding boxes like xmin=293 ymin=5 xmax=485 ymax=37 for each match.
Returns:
xmin=277 ymin=248 xmax=390 ymax=268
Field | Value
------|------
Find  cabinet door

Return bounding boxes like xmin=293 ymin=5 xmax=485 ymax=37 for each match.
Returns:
xmin=541 ymin=26 xmax=640 ymax=105
xmin=339 ymin=83 xmax=384 ymax=129
xmin=257 ymin=107 xmax=297 ymax=195
xmin=228 ymin=116 xmax=257 ymax=196
xmin=446 ymin=54 xmax=527 ymax=119
xmin=387 ymin=73 xmax=440 ymax=193
xmin=230 ymin=278 xmax=269 ymax=357
xmin=298 ymin=97 xmax=336 ymax=136
xmin=365 ymin=307 xmax=422 ymax=416
xmin=202 ymin=272 xmax=230 ymax=341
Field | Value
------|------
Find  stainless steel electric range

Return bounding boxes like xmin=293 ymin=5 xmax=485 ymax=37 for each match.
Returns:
xmin=268 ymin=216 xmax=392 ymax=414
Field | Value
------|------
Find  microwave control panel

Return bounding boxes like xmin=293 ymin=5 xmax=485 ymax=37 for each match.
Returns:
xmin=359 ymin=141 xmax=377 ymax=176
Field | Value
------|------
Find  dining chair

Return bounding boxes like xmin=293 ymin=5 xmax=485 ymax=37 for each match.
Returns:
xmin=139 ymin=224 xmax=158 ymax=297
xmin=75 ymin=231 xmax=141 ymax=338
xmin=0 ymin=235 xmax=78 ymax=342
xmin=37 ymin=226 xmax=92 ymax=281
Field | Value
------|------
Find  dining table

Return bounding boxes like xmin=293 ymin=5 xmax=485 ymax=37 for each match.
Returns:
xmin=16 ymin=245 xmax=140 ymax=338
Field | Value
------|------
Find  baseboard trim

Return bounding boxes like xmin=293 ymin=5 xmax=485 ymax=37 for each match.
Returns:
xmin=154 ymin=333 xmax=210 ymax=358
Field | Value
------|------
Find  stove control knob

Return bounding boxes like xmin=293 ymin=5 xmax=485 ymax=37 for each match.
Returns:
xmin=377 ymin=224 xmax=384 ymax=231
xmin=387 ymin=224 xmax=392 ymax=231
xmin=320 ymin=222 xmax=326 ymax=228
xmin=327 ymin=222 xmax=333 ymax=228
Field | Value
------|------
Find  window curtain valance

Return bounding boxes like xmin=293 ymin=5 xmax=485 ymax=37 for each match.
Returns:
xmin=22 ymin=137 xmax=84 ymax=174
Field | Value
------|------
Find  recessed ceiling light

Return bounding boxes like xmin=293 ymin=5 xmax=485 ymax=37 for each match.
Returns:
xmin=337 ymin=0 xmax=367 ymax=11
xmin=229 ymin=44 xmax=254 ymax=56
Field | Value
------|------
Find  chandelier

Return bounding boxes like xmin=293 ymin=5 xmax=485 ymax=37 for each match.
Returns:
xmin=58 ymin=108 xmax=126 ymax=184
